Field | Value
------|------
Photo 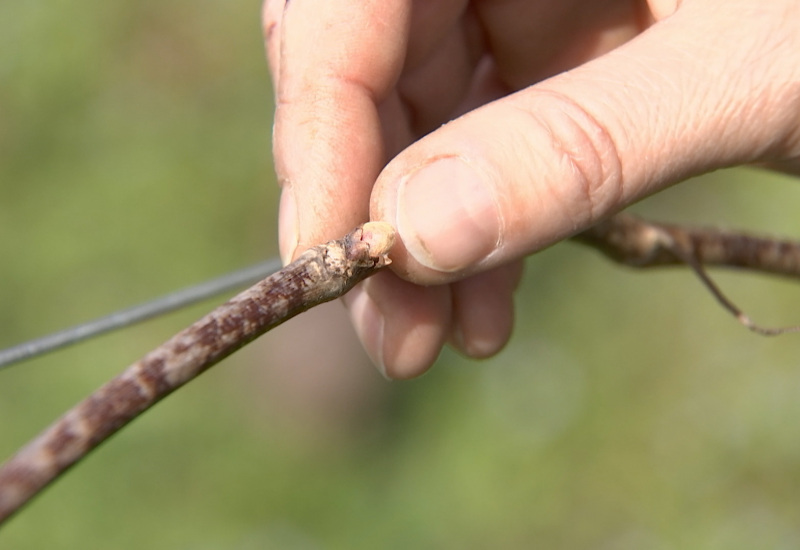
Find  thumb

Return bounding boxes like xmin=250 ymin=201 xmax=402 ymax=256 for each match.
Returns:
xmin=371 ymin=1 xmax=800 ymax=285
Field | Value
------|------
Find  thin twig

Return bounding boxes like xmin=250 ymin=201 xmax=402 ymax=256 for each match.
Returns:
xmin=0 ymin=222 xmax=395 ymax=525
xmin=573 ymin=212 xmax=800 ymax=334
xmin=574 ymin=212 xmax=800 ymax=277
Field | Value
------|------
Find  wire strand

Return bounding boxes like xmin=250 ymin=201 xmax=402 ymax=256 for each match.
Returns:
xmin=0 ymin=257 xmax=283 ymax=370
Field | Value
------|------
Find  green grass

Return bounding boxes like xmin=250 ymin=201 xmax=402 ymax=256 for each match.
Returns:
xmin=2 ymin=1 xmax=800 ymax=547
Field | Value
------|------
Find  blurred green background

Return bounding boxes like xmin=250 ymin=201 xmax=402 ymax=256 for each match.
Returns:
xmin=3 ymin=1 xmax=800 ymax=548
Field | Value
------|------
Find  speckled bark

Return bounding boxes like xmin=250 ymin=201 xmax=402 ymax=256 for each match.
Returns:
xmin=0 ymin=222 xmax=394 ymax=525
xmin=574 ymin=213 xmax=800 ymax=335
xmin=575 ymin=212 xmax=800 ymax=277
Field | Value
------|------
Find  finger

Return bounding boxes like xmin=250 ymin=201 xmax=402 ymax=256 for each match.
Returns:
xmin=449 ymin=261 xmax=523 ymax=358
xmin=398 ymin=1 xmax=486 ymax=135
xmin=372 ymin=0 xmax=800 ymax=284
xmin=405 ymin=0 xmax=473 ymax=71
xmin=398 ymin=12 xmax=482 ymax=136
xmin=378 ymin=1 xmax=479 ymax=157
xmin=342 ymin=271 xmax=452 ymax=380
xmin=273 ymin=0 xmax=412 ymax=262
xmin=473 ymin=0 xmax=651 ymax=89
xmin=261 ymin=0 xmax=285 ymax=90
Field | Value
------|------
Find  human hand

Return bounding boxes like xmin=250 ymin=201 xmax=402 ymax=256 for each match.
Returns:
xmin=263 ymin=0 xmax=800 ymax=379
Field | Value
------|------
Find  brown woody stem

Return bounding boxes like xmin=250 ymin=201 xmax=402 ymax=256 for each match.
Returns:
xmin=574 ymin=212 xmax=800 ymax=277
xmin=573 ymin=213 xmax=800 ymax=335
xmin=0 ymin=222 xmax=395 ymax=525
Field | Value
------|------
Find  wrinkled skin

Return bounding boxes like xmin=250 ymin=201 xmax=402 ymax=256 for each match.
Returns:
xmin=263 ymin=0 xmax=800 ymax=379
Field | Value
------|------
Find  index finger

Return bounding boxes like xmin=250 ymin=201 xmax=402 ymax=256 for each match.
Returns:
xmin=264 ymin=0 xmax=412 ymax=262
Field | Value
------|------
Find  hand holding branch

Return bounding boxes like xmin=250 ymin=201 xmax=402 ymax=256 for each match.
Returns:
xmin=265 ymin=0 xmax=800 ymax=378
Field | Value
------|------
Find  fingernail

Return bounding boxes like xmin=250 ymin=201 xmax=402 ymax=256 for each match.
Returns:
xmin=396 ymin=157 xmax=501 ymax=273
xmin=342 ymin=282 xmax=388 ymax=379
xmin=279 ymin=185 xmax=299 ymax=265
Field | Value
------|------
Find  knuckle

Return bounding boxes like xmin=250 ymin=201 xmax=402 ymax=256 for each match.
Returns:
xmin=520 ymin=91 xmax=625 ymax=228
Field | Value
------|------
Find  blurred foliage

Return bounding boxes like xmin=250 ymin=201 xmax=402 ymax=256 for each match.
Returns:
xmin=2 ymin=1 xmax=800 ymax=548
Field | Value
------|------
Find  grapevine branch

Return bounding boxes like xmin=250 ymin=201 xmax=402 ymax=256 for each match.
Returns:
xmin=0 ymin=222 xmax=395 ymax=525
xmin=573 ymin=212 xmax=800 ymax=334
xmin=574 ymin=212 xmax=800 ymax=277
xmin=2 ymin=213 xmax=800 ymax=525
